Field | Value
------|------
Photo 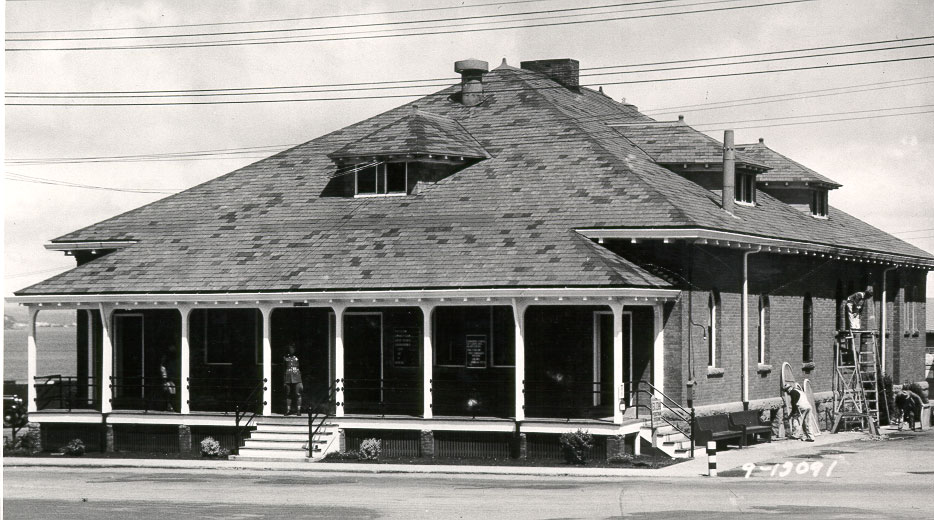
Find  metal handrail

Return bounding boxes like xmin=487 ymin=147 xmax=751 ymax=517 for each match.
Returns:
xmin=343 ymin=377 xmax=422 ymax=416
xmin=307 ymin=381 xmax=338 ymax=457
xmin=631 ymin=380 xmax=694 ymax=456
xmin=109 ymin=375 xmax=177 ymax=412
xmin=524 ymin=379 xmax=614 ymax=420
xmin=233 ymin=378 xmax=267 ymax=454
xmin=186 ymin=376 xmax=264 ymax=411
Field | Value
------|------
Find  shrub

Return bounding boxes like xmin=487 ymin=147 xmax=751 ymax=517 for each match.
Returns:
xmin=60 ymin=438 xmax=86 ymax=456
xmin=200 ymin=436 xmax=229 ymax=458
xmin=608 ymin=453 xmax=633 ymax=465
xmin=323 ymin=450 xmax=360 ymax=461
xmin=358 ymin=438 xmax=381 ymax=461
xmin=559 ymin=429 xmax=593 ymax=465
xmin=3 ymin=429 xmax=40 ymax=456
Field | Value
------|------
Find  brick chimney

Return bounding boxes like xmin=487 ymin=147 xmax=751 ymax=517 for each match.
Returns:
xmin=520 ymin=59 xmax=579 ymax=90
xmin=454 ymin=59 xmax=489 ymax=107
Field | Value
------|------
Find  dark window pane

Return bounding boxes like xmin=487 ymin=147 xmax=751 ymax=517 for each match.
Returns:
xmin=386 ymin=162 xmax=407 ymax=193
xmin=356 ymin=164 xmax=378 ymax=194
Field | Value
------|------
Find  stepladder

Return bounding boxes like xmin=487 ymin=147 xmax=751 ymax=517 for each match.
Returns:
xmin=832 ymin=330 xmax=886 ymax=435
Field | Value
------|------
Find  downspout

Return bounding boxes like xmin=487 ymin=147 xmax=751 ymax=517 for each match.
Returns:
xmin=742 ymin=247 xmax=762 ymax=410
xmin=881 ymin=266 xmax=897 ymax=372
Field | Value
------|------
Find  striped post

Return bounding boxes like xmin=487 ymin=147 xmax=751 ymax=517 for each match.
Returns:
xmin=707 ymin=441 xmax=717 ymax=477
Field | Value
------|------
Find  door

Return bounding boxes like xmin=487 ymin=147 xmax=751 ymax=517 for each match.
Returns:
xmin=114 ymin=314 xmax=145 ymax=401
xmin=594 ymin=311 xmax=633 ymax=408
xmin=343 ymin=313 xmax=383 ymax=412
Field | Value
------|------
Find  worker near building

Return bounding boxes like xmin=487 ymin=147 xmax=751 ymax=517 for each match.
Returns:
xmin=783 ymin=382 xmax=815 ymax=441
xmin=895 ymin=383 xmax=924 ymax=431
xmin=845 ymin=286 xmax=874 ymax=330
xmin=283 ymin=343 xmax=303 ymax=416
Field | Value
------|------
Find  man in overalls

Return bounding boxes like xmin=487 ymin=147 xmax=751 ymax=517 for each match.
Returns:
xmin=784 ymin=382 xmax=815 ymax=441
xmin=283 ymin=344 xmax=303 ymax=416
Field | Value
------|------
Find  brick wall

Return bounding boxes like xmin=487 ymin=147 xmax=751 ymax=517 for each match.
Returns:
xmin=612 ymin=241 xmax=928 ymax=409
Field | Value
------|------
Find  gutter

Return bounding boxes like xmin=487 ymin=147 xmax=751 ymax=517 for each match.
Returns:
xmin=881 ymin=265 xmax=898 ymax=371
xmin=45 ymin=241 xmax=137 ymax=252
xmin=742 ymin=247 xmax=762 ymax=409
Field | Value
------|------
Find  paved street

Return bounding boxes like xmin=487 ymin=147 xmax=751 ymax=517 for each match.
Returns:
xmin=4 ymin=429 xmax=932 ymax=519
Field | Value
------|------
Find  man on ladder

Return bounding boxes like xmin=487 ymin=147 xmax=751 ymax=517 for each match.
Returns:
xmin=845 ymin=286 xmax=874 ymax=330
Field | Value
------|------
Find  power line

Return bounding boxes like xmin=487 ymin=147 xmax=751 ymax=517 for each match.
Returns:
xmin=5 ymin=0 xmax=817 ymax=51
xmin=694 ymin=108 xmax=934 ymax=131
xmin=10 ymin=40 xmax=933 ymax=100
xmin=692 ymin=103 xmax=934 ymax=127
xmin=13 ymin=35 xmax=929 ymax=97
xmin=7 ymin=0 xmax=690 ymax=42
xmin=9 ymin=54 xmax=933 ymax=106
xmin=5 ymin=0 xmax=555 ymax=34
xmin=5 ymin=171 xmax=178 ymax=193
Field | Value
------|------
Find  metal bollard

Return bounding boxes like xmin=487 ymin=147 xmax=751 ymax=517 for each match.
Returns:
xmin=707 ymin=441 xmax=717 ymax=477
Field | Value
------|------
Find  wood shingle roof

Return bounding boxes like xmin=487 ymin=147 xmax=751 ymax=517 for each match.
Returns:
xmin=16 ymin=63 xmax=933 ymax=296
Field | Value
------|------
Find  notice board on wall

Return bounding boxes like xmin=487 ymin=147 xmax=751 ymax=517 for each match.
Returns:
xmin=465 ymin=334 xmax=487 ymax=368
xmin=393 ymin=327 xmax=419 ymax=367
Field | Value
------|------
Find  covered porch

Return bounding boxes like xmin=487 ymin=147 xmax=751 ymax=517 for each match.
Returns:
xmin=13 ymin=287 xmax=676 ymax=428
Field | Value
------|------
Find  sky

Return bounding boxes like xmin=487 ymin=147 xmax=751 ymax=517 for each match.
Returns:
xmin=3 ymin=0 xmax=934 ymax=299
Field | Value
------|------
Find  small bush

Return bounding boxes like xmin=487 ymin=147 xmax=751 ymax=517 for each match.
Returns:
xmin=200 ymin=436 xmax=229 ymax=458
xmin=359 ymin=438 xmax=381 ymax=461
xmin=323 ymin=450 xmax=360 ymax=461
xmin=608 ymin=453 xmax=634 ymax=464
xmin=559 ymin=429 xmax=593 ymax=465
xmin=60 ymin=438 xmax=86 ymax=456
xmin=3 ymin=429 xmax=40 ymax=456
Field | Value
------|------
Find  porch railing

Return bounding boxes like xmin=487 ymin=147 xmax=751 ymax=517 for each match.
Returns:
xmin=233 ymin=378 xmax=267 ymax=454
xmin=343 ymin=378 xmax=421 ymax=416
xmin=187 ymin=377 xmax=264 ymax=413
xmin=109 ymin=375 xmax=179 ymax=412
xmin=34 ymin=375 xmax=100 ymax=411
xmin=523 ymin=379 xmax=615 ymax=421
xmin=431 ymin=378 xmax=515 ymax=418
xmin=629 ymin=380 xmax=694 ymax=457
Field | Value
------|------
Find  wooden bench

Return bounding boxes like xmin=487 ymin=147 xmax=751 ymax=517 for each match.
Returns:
xmin=693 ymin=414 xmax=745 ymax=448
xmin=729 ymin=410 xmax=773 ymax=445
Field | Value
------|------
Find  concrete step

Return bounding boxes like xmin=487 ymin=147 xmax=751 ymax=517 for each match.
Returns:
xmin=243 ymin=440 xmax=307 ymax=450
xmin=234 ymin=448 xmax=309 ymax=459
xmin=250 ymin=432 xmax=308 ymax=442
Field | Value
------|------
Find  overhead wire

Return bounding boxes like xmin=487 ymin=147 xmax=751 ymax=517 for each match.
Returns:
xmin=9 ymin=39 xmax=933 ymax=100
xmin=4 ymin=0 xmax=818 ymax=51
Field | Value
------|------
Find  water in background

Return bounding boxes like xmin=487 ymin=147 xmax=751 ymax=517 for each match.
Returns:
xmin=4 ymin=328 xmax=78 ymax=382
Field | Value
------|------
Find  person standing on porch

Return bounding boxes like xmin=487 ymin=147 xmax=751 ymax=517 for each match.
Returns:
xmin=159 ymin=353 xmax=176 ymax=412
xmin=283 ymin=344 xmax=303 ymax=416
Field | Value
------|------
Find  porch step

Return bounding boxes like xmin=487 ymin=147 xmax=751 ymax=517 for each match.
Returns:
xmin=233 ymin=448 xmax=310 ymax=460
xmin=242 ymin=440 xmax=308 ymax=450
xmin=250 ymin=431 xmax=331 ymax=442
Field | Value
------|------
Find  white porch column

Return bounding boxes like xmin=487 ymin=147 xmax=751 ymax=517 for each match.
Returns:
xmin=260 ymin=305 xmax=273 ymax=416
xmin=653 ymin=303 xmax=665 ymax=396
xmin=512 ymin=299 xmax=527 ymax=422
xmin=420 ymin=304 xmax=434 ymax=419
xmin=179 ymin=306 xmax=191 ymax=415
xmin=333 ymin=305 xmax=346 ymax=417
xmin=611 ymin=301 xmax=625 ymax=425
xmin=26 ymin=307 xmax=39 ymax=413
xmin=99 ymin=304 xmax=114 ymax=414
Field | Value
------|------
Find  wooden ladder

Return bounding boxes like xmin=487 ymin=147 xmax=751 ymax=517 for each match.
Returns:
xmin=832 ymin=330 xmax=883 ymax=435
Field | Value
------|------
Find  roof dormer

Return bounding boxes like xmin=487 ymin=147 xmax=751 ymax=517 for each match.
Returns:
xmin=326 ymin=106 xmax=489 ymax=197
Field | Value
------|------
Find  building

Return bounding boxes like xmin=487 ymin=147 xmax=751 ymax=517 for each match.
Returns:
xmin=10 ymin=58 xmax=932 ymax=459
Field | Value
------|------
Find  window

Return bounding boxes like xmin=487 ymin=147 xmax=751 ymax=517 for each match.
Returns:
xmin=708 ymin=289 xmax=720 ymax=367
xmin=904 ymin=285 xmax=920 ymax=333
xmin=735 ymin=172 xmax=756 ymax=204
xmin=758 ymin=295 xmax=769 ymax=364
xmin=434 ymin=306 xmax=514 ymax=367
xmin=810 ymin=189 xmax=828 ymax=217
xmin=802 ymin=294 xmax=813 ymax=363
xmin=354 ymin=162 xmax=408 ymax=196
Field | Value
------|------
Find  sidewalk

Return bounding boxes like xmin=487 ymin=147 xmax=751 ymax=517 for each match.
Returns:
xmin=4 ymin=431 xmax=867 ymax=478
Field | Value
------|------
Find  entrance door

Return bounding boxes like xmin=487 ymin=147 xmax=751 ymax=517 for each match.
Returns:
xmin=114 ymin=314 xmax=145 ymax=401
xmin=344 ymin=313 xmax=383 ymax=412
xmin=594 ymin=311 xmax=633 ymax=407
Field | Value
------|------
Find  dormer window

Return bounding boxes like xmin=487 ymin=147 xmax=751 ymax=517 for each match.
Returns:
xmin=735 ymin=172 xmax=756 ymax=204
xmin=355 ymin=162 xmax=408 ymax=197
xmin=810 ymin=189 xmax=828 ymax=217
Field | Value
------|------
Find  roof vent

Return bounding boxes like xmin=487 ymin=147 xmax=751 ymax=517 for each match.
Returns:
xmin=520 ymin=59 xmax=579 ymax=90
xmin=454 ymin=59 xmax=489 ymax=107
